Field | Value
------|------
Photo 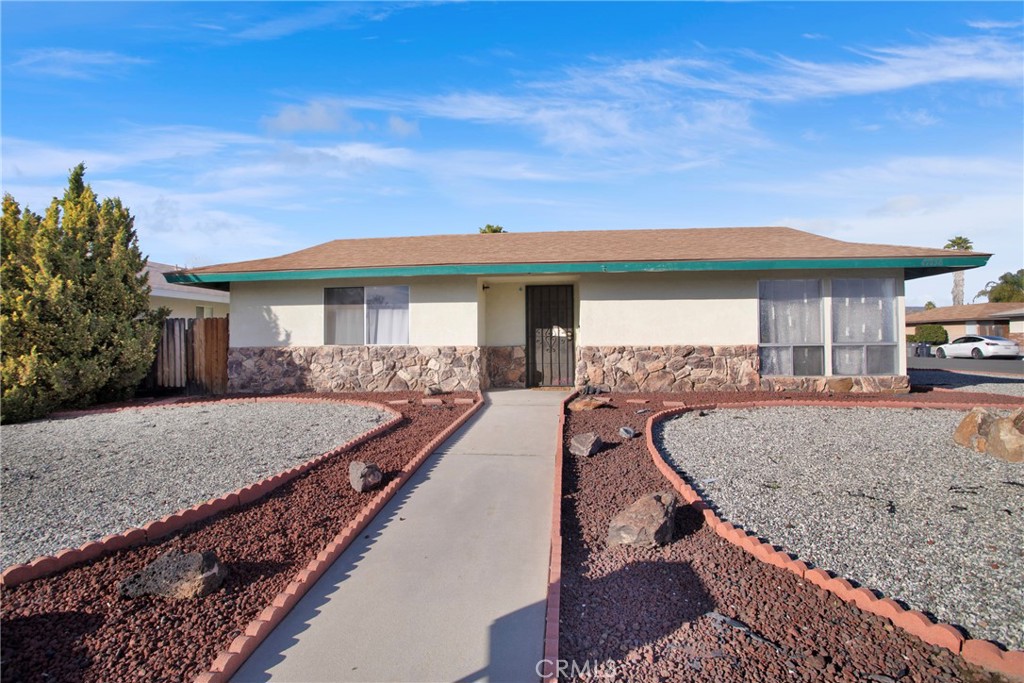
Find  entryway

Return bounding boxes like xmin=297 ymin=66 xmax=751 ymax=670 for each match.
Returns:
xmin=525 ymin=284 xmax=575 ymax=388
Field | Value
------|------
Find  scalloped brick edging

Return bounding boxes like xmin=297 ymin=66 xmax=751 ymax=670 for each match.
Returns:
xmin=193 ymin=392 xmax=486 ymax=683
xmin=540 ymin=391 xmax=578 ymax=683
xmin=0 ymin=395 xmax=404 ymax=589
xmin=643 ymin=399 xmax=1024 ymax=681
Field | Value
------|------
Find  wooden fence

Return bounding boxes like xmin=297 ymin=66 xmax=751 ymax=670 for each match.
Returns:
xmin=145 ymin=317 xmax=228 ymax=395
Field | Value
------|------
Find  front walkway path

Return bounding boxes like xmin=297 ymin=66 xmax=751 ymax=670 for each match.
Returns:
xmin=233 ymin=389 xmax=568 ymax=683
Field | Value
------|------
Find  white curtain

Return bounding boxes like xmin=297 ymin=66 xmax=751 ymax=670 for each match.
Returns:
xmin=759 ymin=279 xmax=823 ymax=344
xmin=832 ymin=278 xmax=896 ymax=343
xmin=365 ymin=286 xmax=409 ymax=344
xmin=325 ymin=287 xmax=364 ymax=345
xmin=831 ymin=278 xmax=897 ymax=375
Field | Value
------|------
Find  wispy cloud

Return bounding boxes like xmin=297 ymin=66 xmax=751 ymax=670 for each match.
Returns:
xmin=262 ymin=98 xmax=362 ymax=134
xmin=387 ymin=115 xmax=419 ymax=138
xmin=232 ymin=3 xmax=401 ymax=41
xmin=966 ymin=19 xmax=1024 ymax=30
xmin=11 ymin=48 xmax=149 ymax=79
xmin=2 ymin=127 xmax=264 ymax=180
xmin=526 ymin=34 xmax=1021 ymax=104
xmin=760 ymin=36 xmax=1022 ymax=100
xmin=886 ymin=107 xmax=939 ymax=127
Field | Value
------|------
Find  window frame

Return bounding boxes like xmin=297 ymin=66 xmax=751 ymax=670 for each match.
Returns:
xmin=829 ymin=277 xmax=898 ymax=377
xmin=758 ymin=276 xmax=900 ymax=378
xmin=323 ymin=285 xmax=410 ymax=346
xmin=757 ymin=279 xmax=825 ymax=377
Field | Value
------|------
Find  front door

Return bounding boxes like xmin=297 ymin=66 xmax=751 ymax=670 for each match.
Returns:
xmin=525 ymin=285 xmax=575 ymax=387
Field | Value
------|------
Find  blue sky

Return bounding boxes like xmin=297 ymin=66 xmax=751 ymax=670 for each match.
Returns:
xmin=2 ymin=2 xmax=1022 ymax=306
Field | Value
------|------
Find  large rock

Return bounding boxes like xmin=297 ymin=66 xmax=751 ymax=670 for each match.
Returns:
xmin=569 ymin=432 xmax=603 ymax=457
xmin=349 ymin=461 xmax=383 ymax=492
xmin=607 ymin=491 xmax=677 ymax=548
xmin=119 ymin=549 xmax=226 ymax=600
xmin=987 ymin=416 xmax=1024 ymax=463
xmin=568 ymin=396 xmax=610 ymax=412
xmin=953 ymin=407 xmax=998 ymax=452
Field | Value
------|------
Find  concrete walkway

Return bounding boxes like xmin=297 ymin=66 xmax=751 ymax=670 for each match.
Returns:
xmin=233 ymin=389 xmax=567 ymax=683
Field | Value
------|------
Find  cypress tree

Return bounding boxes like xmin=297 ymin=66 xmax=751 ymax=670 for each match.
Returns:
xmin=1 ymin=164 xmax=164 ymax=423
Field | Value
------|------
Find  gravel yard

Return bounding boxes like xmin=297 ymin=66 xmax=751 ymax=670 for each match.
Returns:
xmin=657 ymin=405 xmax=1024 ymax=651
xmin=1 ymin=400 xmax=387 ymax=568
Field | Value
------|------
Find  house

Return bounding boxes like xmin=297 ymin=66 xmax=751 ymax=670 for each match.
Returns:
xmin=906 ymin=303 xmax=1024 ymax=346
xmin=146 ymin=261 xmax=229 ymax=319
xmin=166 ymin=227 xmax=988 ymax=394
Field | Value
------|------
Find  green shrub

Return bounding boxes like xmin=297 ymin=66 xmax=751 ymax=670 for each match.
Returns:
xmin=910 ymin=324 xmax=948 ymax=345
xmin=1 ymin=165 xmax=164 ymax=423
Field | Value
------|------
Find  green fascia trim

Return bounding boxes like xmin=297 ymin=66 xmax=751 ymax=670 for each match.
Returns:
xmin=165 ymin=255 xmax=989 ymax=284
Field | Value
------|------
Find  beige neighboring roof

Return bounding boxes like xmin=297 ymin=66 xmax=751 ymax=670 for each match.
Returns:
xmin=176 ymin=226 xmax=985 ymax=276
xmin=147 ymin=262 xmax=230 ymax=303
xmin=906 ymin=303 xmax=1024 ymax=325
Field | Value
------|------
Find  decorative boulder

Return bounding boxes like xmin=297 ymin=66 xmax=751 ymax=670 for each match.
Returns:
xmin=987 ymin=416 xmax=1024 ymax=463
xmin=119 ymin=549 xmax=226 ymax=600
xmin=349 ymin=461 xmax=383 ymax=493
xmin=568 ymin=397 xmax=610 ymax=412
xmin=953 ymin=407 xmax=997 ymax=452
xmin=619 ymin=426 xmax=636 ymax=439
xmin=569 ymin=432 xmax=603 ymax=458
xmin=607 ymin=492 xmax=677 ymax=548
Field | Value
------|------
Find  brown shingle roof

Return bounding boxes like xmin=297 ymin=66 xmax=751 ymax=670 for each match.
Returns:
xmin=180 ymin=226 xmax=983 ymax=275
xmin=906 ymin=303 xmax=1024 ymax=324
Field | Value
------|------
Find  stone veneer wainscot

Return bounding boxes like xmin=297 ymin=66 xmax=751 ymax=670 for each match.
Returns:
xmin=229 ymin=346 xmax=483 ymax=394
xmin=576 ymin=345 xmax=761 ymax=392
xmin=483 ymin=346 xmax=528 ymax=388
xmin=575 ymin=345 xmax=910 ymax=394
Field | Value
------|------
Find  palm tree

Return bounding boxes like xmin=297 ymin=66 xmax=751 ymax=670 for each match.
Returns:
xmin=943 ymin=236 xmax=974 ymax=306
xmin=478 ymin=224 xmax=506 ymax=234
xmin=975 ymin=269 xmax=1024 ymax=303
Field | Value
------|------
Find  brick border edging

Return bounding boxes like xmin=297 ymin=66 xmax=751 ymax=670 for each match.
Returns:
xmin=643 ymin=399 xmax=1024 ymax=681
xmin=540 ymin=391 xmax=578 ymax=683
xmin=0 ymin=395 xmax=406 ymax=589
xmin=193 ymin=391 xmax=487 ymax=683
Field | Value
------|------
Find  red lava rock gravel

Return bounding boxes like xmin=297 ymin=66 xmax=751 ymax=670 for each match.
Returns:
xmin=0 ymin=392 xmax=473 ymax=683
xmin=558 ymin=391 xmax=1015 ymax=682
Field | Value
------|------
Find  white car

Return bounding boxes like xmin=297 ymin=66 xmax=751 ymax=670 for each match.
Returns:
xmin=934 ymin=335 xmax=1021 ymax=359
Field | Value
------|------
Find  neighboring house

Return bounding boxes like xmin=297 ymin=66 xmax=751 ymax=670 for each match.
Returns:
xmin=167 ymin=227 xmax=988 ymax=395
xmin=906 ymin=303 xmax=1024 ymax=346
xmin=146 ymin=261 xmax=229 ymax=319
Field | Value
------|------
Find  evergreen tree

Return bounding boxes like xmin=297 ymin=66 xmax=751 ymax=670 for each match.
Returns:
xmin=478 ymin=223 xmax=507 ymax=233
xmin=1 ymin=164 xmax=164 ymax=423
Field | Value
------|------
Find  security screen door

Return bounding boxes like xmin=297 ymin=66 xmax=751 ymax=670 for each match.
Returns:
xmin=525 ymin=285 xmax=575 ymax=387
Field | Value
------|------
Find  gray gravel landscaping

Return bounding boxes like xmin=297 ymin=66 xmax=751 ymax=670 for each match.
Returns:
xmin=657 ymin=406 xmax=1024 ymax=651
xmin=1 ymin=400 xmax=387 ymax=569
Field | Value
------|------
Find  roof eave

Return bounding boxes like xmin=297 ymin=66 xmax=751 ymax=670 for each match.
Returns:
xmin=166 ymin=254 xmax=990 ymax=284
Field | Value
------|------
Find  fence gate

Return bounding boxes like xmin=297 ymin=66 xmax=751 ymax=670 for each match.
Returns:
xmin=146 ymin=317 xmax=228 ymax=395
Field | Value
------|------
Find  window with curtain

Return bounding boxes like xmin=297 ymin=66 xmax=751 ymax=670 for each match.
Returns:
xmin=325 ymin=286 xmax=409 ymax=345
xmin=831 ymin=278 xmax=896 ymax=375
xmin=758 ymin=279 xmax=824 ymax=376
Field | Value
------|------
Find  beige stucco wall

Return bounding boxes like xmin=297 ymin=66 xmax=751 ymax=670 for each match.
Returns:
xmin=151 ymin=296 xmax=229 ymax=320
xmin=229 ymin=277 xmax=480 ymax=348
xmin=577 ymin=272 xmax=759 ymax=346
xmin=483 ymin=282 xmax=527 ymax=346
